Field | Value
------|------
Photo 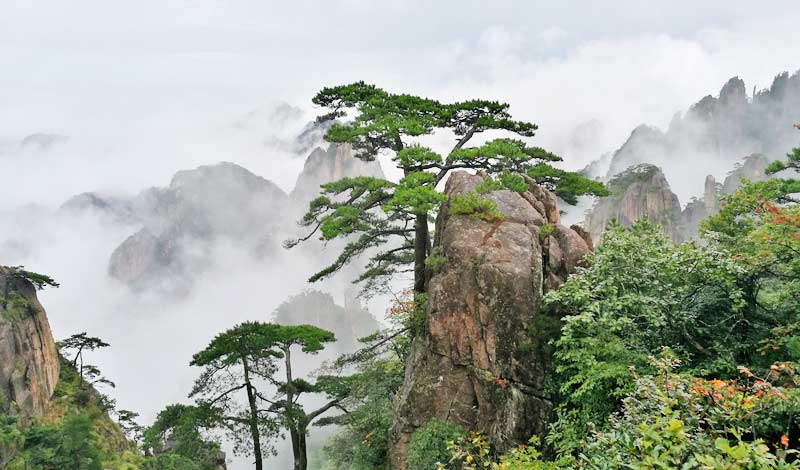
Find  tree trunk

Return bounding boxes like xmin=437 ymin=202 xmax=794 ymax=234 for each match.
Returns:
xmin=289 ymin=427 xmax=302 ymax=470
xmin=243 ymin=362 xmax=263 ymax=470
xmin=297 ymin=424 xmax=308 ymax=470
xmin=413 ymin=213 xmax=429 ymax=294
xmin=284 ymin=346 xmax=306 ymax=470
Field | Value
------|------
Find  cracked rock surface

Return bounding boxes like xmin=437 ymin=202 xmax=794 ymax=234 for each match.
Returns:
xmin=389 ymin=171 xmax=592 ymax=468
xmin=0 ymin=267 xmax=60 ymax=420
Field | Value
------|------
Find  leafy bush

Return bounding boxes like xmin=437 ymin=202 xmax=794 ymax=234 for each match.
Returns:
xmin=544 ymin=219 xmax=748 ymax=451
xmin=439 ymin=434 xmax=564 ymax=470
xmin=407 ymin=419 xmax=465 ymax=470
xmin=450 ymin=192 xmax=504 ymax=221
xmin=0 ymin=415 xmax=24 ymax=466
xmin=577 ymin=353 xmax=800 ymax=469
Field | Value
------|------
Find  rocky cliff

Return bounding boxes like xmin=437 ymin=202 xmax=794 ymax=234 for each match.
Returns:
xmin=389 ymin=172 xmax=592 ymax=468
xmin=107 ymin=162 xmax=289 ymax=293
xmin=290 ymin=143 xmax=384 ymax=207
xmin=585 ymin=155 xmax=770 ymax=242
xmin=586 ymin=164 xmax=683 ymax=242
xmin=0 ymin=267 xmax=60 ymax=420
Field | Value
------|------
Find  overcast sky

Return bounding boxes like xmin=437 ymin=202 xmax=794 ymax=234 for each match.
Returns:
xmin=2 ymin=1 xmax=800 ymax=211
xmin=2 ymin=1 xmax=799 ymax=152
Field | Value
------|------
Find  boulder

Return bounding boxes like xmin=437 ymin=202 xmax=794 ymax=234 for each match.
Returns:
xmin=389 ymin=172 xmax=592 ymax=468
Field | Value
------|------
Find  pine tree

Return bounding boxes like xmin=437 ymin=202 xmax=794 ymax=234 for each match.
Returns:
xmin=286 ymin=82 xmax=607 ymax=294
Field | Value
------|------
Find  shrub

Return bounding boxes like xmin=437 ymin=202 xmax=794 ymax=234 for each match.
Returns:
xmin=450 ymin=193 xmax=503 ymax=222
xmin=407 ymin=419 xmax=465 ymax=470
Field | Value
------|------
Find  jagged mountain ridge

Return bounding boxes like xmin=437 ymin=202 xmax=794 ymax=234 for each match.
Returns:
xmin=59 ymin=143 xmax=383 ymax=294
xmin=586 ymin=155 xmax=770 ymax=243
xmin=290 ymin=143 xmax=385 ymax=208
xmin=104 ymin=162 xmax=289 ymax=293
xmin=581 ymin=70 xmax=796 ymax=242
xmin=603 ymin=70 xmax=800 ymax=184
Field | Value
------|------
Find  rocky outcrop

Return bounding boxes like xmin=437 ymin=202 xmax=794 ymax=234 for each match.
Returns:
xmin=720 ymin=153 xmax=770 ymax=195
xmin=679 ymin=154 xmax=770 ymax=239
xmin=389 ymin=171 xmax=592 ymax=468
xmin=290 ymin=143 xmax=384 ymax=207
xmin=272 ymin=289 xmax=379 ymax=356
xmin=107 ymin=162 xmax=288 ymax=292
xmin=0 ymin=267 xmax=60 ymax=420
xmin=586 ymin=154 xmax=772 ymax=242
xmin=586 ymin=164 xmax=683 ymax=242
xmin=679 ymin=175 xmax=720 ymax=240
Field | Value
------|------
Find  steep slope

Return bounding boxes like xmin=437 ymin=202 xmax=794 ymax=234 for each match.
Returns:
xmin=389 ymin=171 xmax=593 ymax=468
xmin=0 ymin=266 xmax=134 ymax=467
xmin=0 ymin=267 xmax=60 ymax=420
xmin=108 ymin=162 xmax=288 ymax=293
xmin=584 ymin=155 xmax=771 ymax=243
xmin=290 ymin=143 xmax=384 ymax=208
xmin=586 ymin=164 xmax=683 ymax=242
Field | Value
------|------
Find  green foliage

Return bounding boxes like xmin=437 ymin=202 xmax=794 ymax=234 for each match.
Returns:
xmin=140 ymin=454 xmax=202 ymax=470
xmin=526 ymin=163 xmax=609 ymax=205
xmin=141 ymin=404 xmax=221 ymax=470
xmin=0 ymin=415 xmax=24 ymax=466
xmin=545 ymin=220 xmax=754 ymax=451
xmin=476 ymin=171 xmax=528 ymax=194
xmin=406 ymin=419 xmax=466 ymax=470
xmin=1 ymin=292 xmax=30 ymax=322
xmin=189 ymin=321 xmax=348 ymax=469
xmin=576 ymin=354 xmax=800 ymax=469
xmin=319 ymin=358 xmax=403 ymax=470
xmin=7 ymin=267 xmax=60 ymax=290
xmin=605 ymin=164 xmax=662 ymax=194
xmin=319 ymin=291 xmax=420 ymax=470
xmin=425 ymin=247 xmax=448 ymax=273
xmin=439 ymin=435 xmax=564 ymax=470
xmin=450 ymin=192 xmax=504 ymax=221
xmin=291 ymin=82 xmax=606 ymax=295
xmin=8 ymin=413 xmax=105 ymax=470
xmin=538 ymin=223 xmax=554 ymax=241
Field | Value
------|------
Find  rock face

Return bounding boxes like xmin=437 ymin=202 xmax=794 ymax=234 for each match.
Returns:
xmin=100 ymin=144 xmax=383 ymax=294
xmin=679 ymin=174 xmax=720 ymax=240
xmin=585 ymin=154 xmax=771 ymax=242
xmin=290 ymin=143 xmax=384 ymax=207
xmin=108 ymin=162 xmax=288 ymax=293
xmin=678 ymin=154 xmax=770 ymax=239
xmin=389 ymin=171 xmax=592 ymax=468
xmin=720 ymin=153 xmax=770 ymax=195
xmin=586 ymin=164 xmax=683 ymax=242
xmin=0 ymin=267 xmax=60 ymax=419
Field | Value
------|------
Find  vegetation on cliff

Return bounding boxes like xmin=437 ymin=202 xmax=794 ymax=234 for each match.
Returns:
xmin=286 ymin=82 xmax=606 ymax=295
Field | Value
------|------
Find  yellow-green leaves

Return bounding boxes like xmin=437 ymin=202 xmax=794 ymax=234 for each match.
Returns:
xmin=384 ymin=171 xmax=445 ymax=216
